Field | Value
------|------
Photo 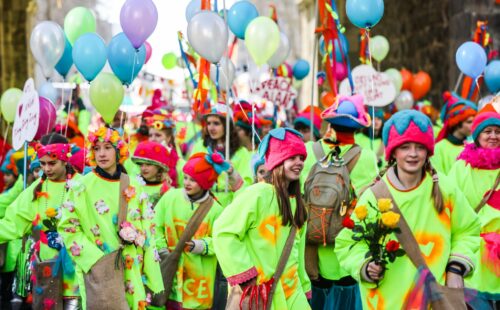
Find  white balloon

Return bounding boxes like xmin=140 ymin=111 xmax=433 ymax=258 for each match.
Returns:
xmin=210 ymin=57 xmax=235 ymax=90
xmin=38 ymin=82 xmax=59 ymax=105
xmin=395 ymin=90 xmax=414 ymax=110
xmin=30 ymin=21 xmax=65 ymax=78
xmin=267 ymin=32 xmax=290 ymax=68
xmin=187 ymin=11 xmax=228 ymax=64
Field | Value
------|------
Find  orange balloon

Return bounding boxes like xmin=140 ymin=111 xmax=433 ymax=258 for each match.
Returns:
xmin=411 ymin=71 xmax=432 ymax=100
xmin=400 ymin=69 xmax=413 ymax=90
xmin=321 ymin=92 xmax=336 ymax=108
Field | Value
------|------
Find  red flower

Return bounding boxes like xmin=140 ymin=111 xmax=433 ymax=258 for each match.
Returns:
xmin=42 ymin=266 xmax=52 ymax=278
xmin=342 ymin=216 xmax=355 ymax=229
xmin=386 ymin=240 xmax=400 ymax=252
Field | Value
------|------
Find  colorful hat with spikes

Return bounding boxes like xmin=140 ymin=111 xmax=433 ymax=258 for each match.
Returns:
xmin=258 ymin=128 xmax=307 ymax=170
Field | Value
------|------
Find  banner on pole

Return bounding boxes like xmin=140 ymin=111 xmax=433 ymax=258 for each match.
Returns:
xmin=13 ymin=78 xmax=39 ymax=150
xmin=254 ymin=77 xmax=297 ymax=109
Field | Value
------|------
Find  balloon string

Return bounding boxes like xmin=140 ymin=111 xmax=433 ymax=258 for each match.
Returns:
xmin=467 ymin=76 xmax=481 ymax=101
xmin=366 ymin=28 xmax=375 ymax=151
xmin=234 ymin=95 xmax=262 ymax=144
xmin=130 ymin=52 xmax=138 ymax=86
xmin=65 ymin=86 xmax=74 ymax=137
xmin=453 ymin=72 xmax=464 ymax=93
xmin=59 ymin=81 xmax=65 ymax=135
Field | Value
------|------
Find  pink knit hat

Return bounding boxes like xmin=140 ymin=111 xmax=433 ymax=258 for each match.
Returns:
xmin=183 ymin=148 xmax=230 ymax=190
xmin=471 ymin=104 xmax=500 ymax=141
xmin=294 ymin=106 xmax=322 ymax=138
xmin=382 ymin=110 xmax=434 ymax=161
xmin=132 ymin=141 xmax=171 ymax=170
xmin=258 ymin=128 xmax=307 ymax=170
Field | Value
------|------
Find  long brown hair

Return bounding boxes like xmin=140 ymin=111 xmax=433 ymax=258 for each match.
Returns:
xmin=202 ymin=116 xmax=241 ymax=158
xmin=270 ymin=164 xmax=307 ymax=228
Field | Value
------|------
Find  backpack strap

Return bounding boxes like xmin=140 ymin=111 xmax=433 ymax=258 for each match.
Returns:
xmin=475 ymin=171 xmax=500 ymax=213
xmin=344 ymin=145 xmax=362 ymax=173
xmin=312 ymin=141 xmax=326 ymax=161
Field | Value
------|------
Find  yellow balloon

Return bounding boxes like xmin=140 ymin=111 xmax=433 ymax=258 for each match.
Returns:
xmin=89 ymin=73 xmax=124 ymax=124
xmin=245 ymin=17 xmax=280 ymax=65
xmin=0 ymin=88 xmax=23 ymax=123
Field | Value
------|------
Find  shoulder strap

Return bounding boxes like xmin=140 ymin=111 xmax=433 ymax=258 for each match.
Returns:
xmin=162 ymin=195 xmax=215 ymax=295
xmin=370 ymin=181 xmax=428 ymax=269
xmin=118 ymin=173 xmax=130 ymax=236
xmin=475 ymin=171 xmax=500 ymax=212
xmin=267 ymin=225 xmax=297 ymax=310
xmin=345 ymin=145 xmax=362 ymax=173
xmin=312 ymin=141 xmax=326 ymax=161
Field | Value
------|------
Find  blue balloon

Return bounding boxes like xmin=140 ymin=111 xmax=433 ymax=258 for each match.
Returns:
xmin=228 ymin=1 xmax=259 ymax=39
xmin=455 ymin=41 xmax=487 ymax=79
xmin=185 ymin=0 xmax=201 ymax=22
xmin=108 ymin=33 xmax=146 ymax=86
xmin=293 ymin=59 xmax=310 ymax=80
xmin=72 ymin=33 xmax=106 ymax=82
xmin=484 ymin=60 xmax=500 ymax=93
xmin=346 ymin=0 xmax=384 ymax=29
xmin=55 ymin=36 xmax=73 ymax=78
xmin=38 ymin=82 xmax=59 ymax=104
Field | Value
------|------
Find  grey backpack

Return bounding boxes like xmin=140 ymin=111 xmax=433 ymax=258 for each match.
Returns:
xmin=304 ymin=141 xmax=361 ymax=246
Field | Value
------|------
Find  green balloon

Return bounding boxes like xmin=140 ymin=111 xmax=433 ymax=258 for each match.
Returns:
xmin=0 ymin=88 xmax=23 ymax=123
xmin=245 ymin=17 xmax=280 ymax=65
xmin=64 ymin=7 xmax=96 ymax=45
xmin=89 ymin=73 xmax=124 ymax=124
xmin=162 ymin=53 xmax=177 ymax=70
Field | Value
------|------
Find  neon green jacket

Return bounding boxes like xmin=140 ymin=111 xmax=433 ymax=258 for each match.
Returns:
xmin=449 ymin=160 xmax=500 ymax=295
xmin=155 ymin=188 xmax=222 ymax=309
xmin=431 ymin=139 xmax=464 ymax=175
xmin=335 ymin=172 xmax=480 ymax=309
xmin=301 ymin=140 xmax=379 ymax=280
xmin=213 ymin=183 xmax=311 ymax=309
xmin=59 ymin=171 xmax=164 ymax=310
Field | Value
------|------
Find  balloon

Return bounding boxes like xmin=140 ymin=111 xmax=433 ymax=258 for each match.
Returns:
xmin=38 ymin=82 xmax=59 ymax=104
xmin=385 ymin=68 xmax=402 ymax=93
xmin=120 ymin=0 xmax=158 ymax=49
xmin=30 ymin=21 xmax=65 ymax=78
xmin=185 ymin=0 xmax=201 ymax=22
xmin=0 ymin=88 xmax=22 ymax=123
xmin=395 ymin=90 xmax=414 ymax=111
xmin=293 ymin=59 xmax=310 ymax=80
xmin=268 ymin=32 xmax=291 ymax=68
xmin=346 ymin=0 xmax=384 ymax=29
xmin=369 ymin=35 xmax=389 ymax=62
xmin=187 ymin=11 xmax=228 ymax=64
xmin=72 ymin=33 xmax=107 ymax=82
xmin=321 ymin=92 xmax=336 ymax=108
xmin=144 ymin=41 xmax=152 ymax=64
xmin=484 ymin=60 xmax=500 ymax=93
xmin=276 ymin=62 xmax=293 ymax=78
xmin=411 ymin=71 xmax=431 ymax=100
xmin=210 ymin=57 xmax=235 ymax=90
xmin=245 ymin=17 xmax=280 ymax=65
xmin=400 ymin=68 xmax=413 ymax=90
xmin=34 ymin=97 xmax=57 ymax=140
xmin=455 ymin=41 xmax=487 ymax=78
xmin=64 ymin=7 xmax=96 ymax=45
xmin=89 ymin=73 xmax=124 ymax=124
xmin=55 ymin=35 xmax=73 ymax=78
xmin=228 ymin=1 xmax=259 ymax=39
xmin=162 ymin=53 xmax=177 ymax=69
xmin=335 ymin=62 xmax=348 ymax=80
xmin=108 ymin=33 xmax=146 ymax=85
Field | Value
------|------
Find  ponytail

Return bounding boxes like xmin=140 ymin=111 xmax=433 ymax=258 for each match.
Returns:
xmin=32 ymin=174 xmax=48 ymax=201
xmin=425 ymin=161 xmax=444 ymax=213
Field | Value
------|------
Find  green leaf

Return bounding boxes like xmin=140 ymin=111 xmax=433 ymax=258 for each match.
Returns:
xmin=352 ymin=235 xmax=362 ymax=242
xmin=395 ymin=249 xmax=406 ymax=257
xmin=352 ymin=225 xmax=364 ymax=233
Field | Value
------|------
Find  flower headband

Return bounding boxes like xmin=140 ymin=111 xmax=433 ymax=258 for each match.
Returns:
xmin=87 ymin=126 xmax=129 ymax=165
xmin=35 ymin=143 xmax=72 ymax=163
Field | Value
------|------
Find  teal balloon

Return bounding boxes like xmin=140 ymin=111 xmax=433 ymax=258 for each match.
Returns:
xmin=72 ymin=33 xmax=106 ymax=82
xmin=346 ymin=0 xmax=384 ymax=29
xmin=108 ymin=32 xmax=146 ymax=85
xmin=484 ymin=60 xmax=500 ymax=93
xmin=55 ymin=35 xmax=73 ymax=78
xmin=293 ymin=59 xmax=310 ymax=80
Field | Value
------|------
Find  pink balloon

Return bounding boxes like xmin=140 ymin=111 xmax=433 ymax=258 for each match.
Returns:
xmin=145 ymin=41 xmax=152 ymax=64
xmin=335 ymin=62 xmax=347 ymax=80
xmin=35 ymin=97 xmax=57 ymax=140
xmin=120 ymin=0 xmax=158 ymax=49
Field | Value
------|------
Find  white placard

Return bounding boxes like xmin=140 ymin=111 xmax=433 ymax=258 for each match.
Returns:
xmin=339 ymin=65 xmax=396 ymax=107
xmin=12 ymin=78 xmax=40 ymax=150
xmin=254 ymin=77 xmax=297 ymax=109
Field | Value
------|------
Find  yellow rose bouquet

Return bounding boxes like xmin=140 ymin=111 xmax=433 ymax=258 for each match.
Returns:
xmin=347 ymin=199 xmax=405 ymax=274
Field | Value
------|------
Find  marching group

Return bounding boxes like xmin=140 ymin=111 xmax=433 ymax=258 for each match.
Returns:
xmin=0 ymin=91 xmax=498 ymax=310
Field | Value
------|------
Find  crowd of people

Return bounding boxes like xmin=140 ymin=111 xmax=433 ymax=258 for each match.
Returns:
xmin=0 ymin=89 xmax=498 ymax=310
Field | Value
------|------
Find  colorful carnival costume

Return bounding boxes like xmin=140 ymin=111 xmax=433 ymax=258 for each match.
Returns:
xmin=214 ymin=128 xmax=312 ymax=309
xmin=154 ymin=150 xmax=229 ymax=309
xmin=59 ymin=126 xmax=163 ymax=310
xmin=301 ymin=95 xmax=378 ymax=310
xmin=0 ymin=143 xmax=82 ymax=308
xmin=431 ymin=92 xmax=477 ymax=175
xmin=449 ymin=105 xmax=500 ymax=301
xmin=335 ymin=110 xmax=481 ymax=309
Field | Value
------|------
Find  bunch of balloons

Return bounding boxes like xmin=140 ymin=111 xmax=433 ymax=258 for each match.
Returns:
xmin=391 ymin=69 xmax=432 ymax=110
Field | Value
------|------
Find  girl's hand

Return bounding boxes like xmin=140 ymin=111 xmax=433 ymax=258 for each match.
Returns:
xmin=184 ymin=241 xmax=195 ymax=252
xmin=367 ymin=261 xmax=385 ymax=281
xmin=445 ymin=272 xmax=464 ymax=288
